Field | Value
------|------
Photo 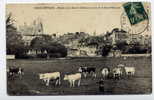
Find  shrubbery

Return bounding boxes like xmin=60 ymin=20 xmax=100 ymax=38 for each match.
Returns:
xmin=31 ymin=36 xmax=67 ymax=58
xmin=101 ymin=44 xmax=113 ymax=57
xmin=6 ymin=13 xmax=28 ymax=58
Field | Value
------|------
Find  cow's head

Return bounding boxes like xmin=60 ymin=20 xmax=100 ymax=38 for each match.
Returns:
xmin=39 ymin=74 xmax=45 ymax=79
xmin=63 ymin=75 xmax=68 ymax=80
xmin=78 ymin=67 xmax=82 ymax=72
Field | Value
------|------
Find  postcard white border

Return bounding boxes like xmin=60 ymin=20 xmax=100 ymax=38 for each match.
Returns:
xmin=0 ymin=0 xmax=153 ymax=100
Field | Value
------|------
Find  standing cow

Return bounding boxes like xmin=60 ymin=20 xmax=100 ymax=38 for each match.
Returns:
xmin=124 ymin=67 xmax=135 ymax=77
xmin=78 ymin=66 xmax=96 ymax=78
xmin=64 ymin=73 xmax=81 ymax=87
xmin=39 ymin=72 xmax=61 ymax=86
xmin=8 ymin=67 xmax=24 ymax=78
xmin=112 ymin=67 xmax=123 ymax=79
xmin=101 ymin=67 xmax=110 ymax=79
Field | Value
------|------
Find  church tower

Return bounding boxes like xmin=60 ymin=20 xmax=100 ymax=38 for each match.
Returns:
xmin=33 ymin=18 xmax=44 ymax=35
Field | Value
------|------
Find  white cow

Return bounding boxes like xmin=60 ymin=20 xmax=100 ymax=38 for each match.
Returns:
xmin=101 ymin=68 xmax=109 ymax=79
xmin=39 ymin=72 xmax=61 ymax=86
xmin=124 ymin=67 xmax=135 ymax=76
xmin=64 ymin=73 xmax=81 ymax=87
xmin=112 ymin=67 xmax=123 ymax=79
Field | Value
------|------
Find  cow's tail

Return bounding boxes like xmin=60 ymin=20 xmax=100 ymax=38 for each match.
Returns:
xmin=58 ymin=72 xmax=61 ymax=85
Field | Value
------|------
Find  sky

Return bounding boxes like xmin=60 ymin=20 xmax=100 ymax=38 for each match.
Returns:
xmin=6 ymin=3 xmax=151 ymax=35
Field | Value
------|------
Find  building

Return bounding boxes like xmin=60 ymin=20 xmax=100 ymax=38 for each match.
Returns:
xmin=18 ymin=18 xmax=44 ymax=46
xmin=109 ymin=28 xmax=129 ymax=45
xmin=64 ymin=37 xmax=97 ymax=57
xmin=128 ymin=34 xmax=151 ymax=46
xmin=108 ymin=49 xmax=122 ymax=57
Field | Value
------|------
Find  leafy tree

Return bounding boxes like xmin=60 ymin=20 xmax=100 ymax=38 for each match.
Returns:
xmin=79 ymin=36 xmax=105 ymax=47
xmin=101 ymin=44 xmax=112 ymax=56
xmin=128 ymin=42 xmax=147 ymax=54
xmin=6 ymin=13 xmax=28 ymax=58
xmin=46 ymin=42 xmax=67 ymax=57
xmin=30 ymin=35 xmax=67 ymax=58
xmin=116 ymin=41 xmax=129 ymax=53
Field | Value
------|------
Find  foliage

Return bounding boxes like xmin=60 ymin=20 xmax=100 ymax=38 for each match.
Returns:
xmin=127 ymin=42 xmax=148 ymax=54
xmin=6 ymin=13 xmax=28 ymax=58
xmin=57 ymin=32 xmax=88 ymax=45
xmin=30 ymin=35 xmax=67 ymax=58
xmin=115 ymin=41 xmax=129 ymax=53
xmin=79 ymin=36 xmax=105 ymax=47
xmin=101 ymin=44 xmax=113 ymax=56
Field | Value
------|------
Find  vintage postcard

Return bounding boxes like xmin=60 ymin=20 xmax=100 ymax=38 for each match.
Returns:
xmin=6 ymin=2 xmax=152 ymax=95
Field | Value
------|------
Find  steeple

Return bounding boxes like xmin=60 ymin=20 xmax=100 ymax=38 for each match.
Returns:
xmin=33 ymin=18 xmax=44 ymax=35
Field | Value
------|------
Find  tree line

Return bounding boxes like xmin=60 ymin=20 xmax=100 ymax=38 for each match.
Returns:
xmin=6 ymin=14 xmax=67 ymax=58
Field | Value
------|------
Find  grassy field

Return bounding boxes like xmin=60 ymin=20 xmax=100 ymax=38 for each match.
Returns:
xmin=7 ymin=57 xmax=152 ymax=95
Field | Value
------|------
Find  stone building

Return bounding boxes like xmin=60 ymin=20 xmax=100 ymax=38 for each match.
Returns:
xmin=109 ymin=28 xmax=129 ymax=45
xmin=18 ymin=18 xmax=44 ymax=46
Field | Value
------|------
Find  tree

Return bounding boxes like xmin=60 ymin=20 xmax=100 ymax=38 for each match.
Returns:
xmin=101 ymin=44 xmax=112 ymax=56
xmin=116 ymin=41 xmax=129 ymax=53
xmin=127 ymin=42 xmax=147 ymax=54
xmin=79 ymin=36 xmax=105 ymax=47
xmin=6 ymin=13 xmax=28 ymax=58
xmin=46 ymin=42 xmax=67 ymax=57
xmin=30 ymin=36 xmax=45 ymax=54
xmin=30 ymin=35 xmax=67 ymax=58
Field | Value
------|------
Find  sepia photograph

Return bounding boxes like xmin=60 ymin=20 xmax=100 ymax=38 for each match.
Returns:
xmin=6 ymin=2 xmax=152 ymax=95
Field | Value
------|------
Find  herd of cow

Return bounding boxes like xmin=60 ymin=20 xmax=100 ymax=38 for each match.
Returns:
xmin=7 ymin=64 xmax=135 ymax=88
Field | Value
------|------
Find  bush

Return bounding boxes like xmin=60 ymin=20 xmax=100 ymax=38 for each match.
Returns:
xmin=49 ymin=53 xmax=62 ymax=58
xmin=15 ymin=54 xmax=34 ymax=59
xmin=36 ymin=54 xmax=47 ymax=58
xmin=30 ymin=36 xmax=68 ymax=58
xmin=47 ymin=43 xmax=67 ymax=58
xmin=101 ymin=44 xmax=112 ymax=57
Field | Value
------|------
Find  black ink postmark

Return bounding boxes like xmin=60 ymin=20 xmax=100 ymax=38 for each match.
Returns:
xmin=121 ymin=2 xmax=150 ymax=35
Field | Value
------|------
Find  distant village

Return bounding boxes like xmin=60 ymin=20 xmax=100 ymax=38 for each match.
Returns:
xmin=14 ymin=18 xmax=151 ymax=58
xmin=7 ymin=15 xmax=151 ymax=57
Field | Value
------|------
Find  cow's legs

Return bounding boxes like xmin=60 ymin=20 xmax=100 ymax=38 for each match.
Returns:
xmin=18 ymin=70 xmax=22 ymax=75
xmin=43 ymin=79 xmax=46 ymax=83
xmin=72 ymin=80 xmax=75 ymax=87
xmin=69 ymin=80 xmax=72 ymax=87
xmin=46 ymin=79 xmax=50 ymax=86
xmin=43 ymin=79 xmax=47 ymax=83
xmin=104 ymin=74 xmax=106 ymax=79
xmin=118 ymin=74 xmax=121 ymax=79
xmin=78 ymin=80 xmax=81 ymax=87
xmin=128 ymin=72 xmax=131 ymax=78
xmin=132 ymin=72 xmax=135 ymax=76
xmin=83 ymin=72 xmax=87 ymax=78
xmin=113 ymin=74 xmax=115 ymax=79
xmin=58 ymin=77 xmax=61 ymax=85
xmin=55 ymin=79 xmax=58 ymax=86
xmin=101 ymin=74 xmax=104 ymax=79
xmin=93 ymin=73 xmax=96 ymax=78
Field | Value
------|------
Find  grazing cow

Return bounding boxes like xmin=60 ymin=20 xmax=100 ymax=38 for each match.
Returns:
xmin=124 ymin=67 xmax=135 ymax=77
xmin=101 ymin=68 xmax=109 ymax=79
xmin=78 ymin=66 xmax=96 ymax=78
xmin=64 ymin=73 xmax=81 ymax=87
xmin=112 ymin=67 xmax=123 ymax=79
xmin=8 ymin=67 xmax=24 ymax=77
xmin=39 ymin=72 xmax=61 ymax=86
